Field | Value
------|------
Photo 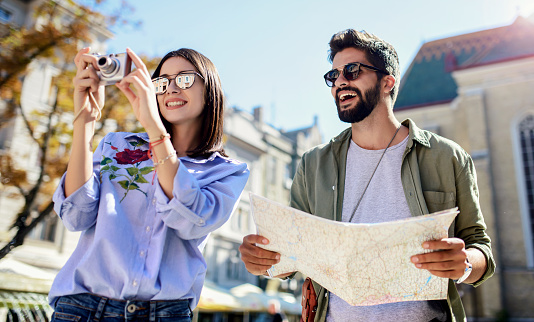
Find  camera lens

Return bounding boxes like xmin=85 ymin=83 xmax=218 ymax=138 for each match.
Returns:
xmin=98 ymin=56 xmax=118 ymax=76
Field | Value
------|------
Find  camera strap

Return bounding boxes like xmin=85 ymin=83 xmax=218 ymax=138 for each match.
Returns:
xmin=72 ymin=92 xmax=102 ymax=123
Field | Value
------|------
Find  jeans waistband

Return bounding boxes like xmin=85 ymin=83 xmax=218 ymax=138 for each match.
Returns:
xmin=56 ymin=293 xmax=191 ymax=321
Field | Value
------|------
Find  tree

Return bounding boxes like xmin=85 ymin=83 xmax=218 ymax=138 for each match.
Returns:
xmin=0 ymin=0 xmax=156 ymax=259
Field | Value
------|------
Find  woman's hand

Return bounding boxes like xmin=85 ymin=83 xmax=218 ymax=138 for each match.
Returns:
xmin=72 ymin=47 xmax=104 ymax=123
xmin=116 ymin=48 xmax=166 ymax=136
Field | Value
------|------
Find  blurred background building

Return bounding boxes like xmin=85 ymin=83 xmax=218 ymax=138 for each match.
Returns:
xmin=395 ymin=14 xmax=534 ymax=320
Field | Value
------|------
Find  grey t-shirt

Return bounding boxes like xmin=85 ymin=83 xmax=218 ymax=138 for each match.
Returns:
xmin=326 ymin=136 xmax=448 ymax=322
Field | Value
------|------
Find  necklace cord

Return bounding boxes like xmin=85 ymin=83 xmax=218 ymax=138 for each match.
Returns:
xmin=348 ymin=125 xmax=402 ymax=223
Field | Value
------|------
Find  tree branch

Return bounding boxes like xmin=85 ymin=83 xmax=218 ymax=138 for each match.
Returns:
xmin=14 ymin=183 xmax=26 ymax=198
xmin=21 ymin=85 xmax=60 ymax=223
xmin=18 ymin=102 xmax=37 ymax=144
xmin=0 ymin=39 xmax=59 ymax=89
xmin=0 ymin=200 xmax=55 ymax=260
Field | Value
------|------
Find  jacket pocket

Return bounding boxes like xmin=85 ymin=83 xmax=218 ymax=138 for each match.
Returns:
xmin=423 ymin=191 xmax=456 ymax=213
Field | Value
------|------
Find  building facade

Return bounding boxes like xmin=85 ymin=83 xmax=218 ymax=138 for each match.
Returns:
xmin=395 ymin=15 xmax=534 ymax=320
xmin=0 ymin=0 xmax=112 ymax=271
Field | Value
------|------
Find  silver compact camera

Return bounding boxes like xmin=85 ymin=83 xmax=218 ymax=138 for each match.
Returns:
xmin=95 ymin=52 xmax=132 ymax=85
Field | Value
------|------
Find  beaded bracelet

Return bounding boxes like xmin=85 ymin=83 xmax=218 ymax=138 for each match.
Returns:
xmin=150 ymin=150 xmax=177 ymax=184
xmin=154 ymin=150 xmax=177 ymax=166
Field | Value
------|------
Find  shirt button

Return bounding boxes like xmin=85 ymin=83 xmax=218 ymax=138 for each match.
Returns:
xmin=152 ymin=198 xmax=156 ymax=205
xmin=145 ymin=226 xmax=151 ymax=232
xmin=199 ymin=219 xmax=205 ymax=225
xmin=132 ymin=280 xmax=138 ymax=287
xmin=139 ymin=250 xmax=145 ymax=257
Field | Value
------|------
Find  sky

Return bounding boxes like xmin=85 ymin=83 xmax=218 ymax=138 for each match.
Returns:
xmin=105 ymin=0 xmax=534 ymax=141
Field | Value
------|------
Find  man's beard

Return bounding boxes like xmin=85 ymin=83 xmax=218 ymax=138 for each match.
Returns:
xmin=336 ymin=82 xmax=381 ymax=123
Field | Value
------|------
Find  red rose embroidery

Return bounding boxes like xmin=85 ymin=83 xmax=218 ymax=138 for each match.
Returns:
xmin=114 ymin=148 xmax=149 ymax=164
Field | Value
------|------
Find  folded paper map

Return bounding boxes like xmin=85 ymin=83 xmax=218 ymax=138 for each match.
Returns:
xmin=250 ymin=193 xmax=459 ymax=306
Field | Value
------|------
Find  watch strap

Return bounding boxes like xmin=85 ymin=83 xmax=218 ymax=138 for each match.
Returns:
xmin=454 ymin=257 xmax=472 ymax=284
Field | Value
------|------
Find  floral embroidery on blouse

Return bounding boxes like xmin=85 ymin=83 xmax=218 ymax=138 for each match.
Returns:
xmin=100 ymin=140 xmax=154 ymax=202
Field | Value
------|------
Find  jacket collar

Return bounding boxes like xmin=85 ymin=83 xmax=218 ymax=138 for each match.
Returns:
xmin=330 ymin=118 xmax=431 ymax=154
xmin=402 ymin=118 xmax=431 ymax=149
xmin=330 ymin=127 xmax=352 ymax=152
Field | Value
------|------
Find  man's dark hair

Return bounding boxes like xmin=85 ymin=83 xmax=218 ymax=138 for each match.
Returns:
xmin=328 ymin=29 xmax=400 ymax=103
xmin=152 ymin=48 xmax=226 ymax=158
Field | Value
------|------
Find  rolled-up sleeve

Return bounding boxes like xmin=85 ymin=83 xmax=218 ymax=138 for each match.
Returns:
xmin=52 ymin=137 xmax=105 ymax=232
xmin=455 ymin=156 xmax=495 ymax=287
xmin=155 ymin=159 xmax=249 ymax=240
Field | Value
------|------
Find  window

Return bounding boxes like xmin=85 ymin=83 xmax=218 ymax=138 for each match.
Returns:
xmin=225 ymin=249 xmax=242 ymax=281
xmin=268 ymin=156 xmax=277 ymax=184
xmin=0 ymin=7 xmax=12 ymax=23
xmin=0 ymin=120 xmax=15 ymax=150
xmin=283 ymin=163 xmax=292 ymax=189
xmin=231 ymin=207 xmax=245 ymax=232
xmin=28 ymin=212 xmax=58 ymax=243
xmin=518 ymin=114 xmax=534 ymax=265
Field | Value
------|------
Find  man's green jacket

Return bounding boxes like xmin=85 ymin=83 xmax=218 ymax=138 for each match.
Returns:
xmin=289 ymin=119 xmax=495 ymax=322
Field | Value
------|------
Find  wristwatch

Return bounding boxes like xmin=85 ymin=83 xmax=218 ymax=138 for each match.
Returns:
xmin=454 ymin=257 xmax=472 ymax=284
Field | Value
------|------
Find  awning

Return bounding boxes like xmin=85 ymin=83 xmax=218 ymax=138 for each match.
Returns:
xmin=0 ymin=257 xmax=53 ymax=293
xmin=197 ymin=282 xmax=301 ymax=314
xmin=231 ymin=283 xmax=301 ymax=315
xmin=197 ymin=281 xmax=242 ymax=312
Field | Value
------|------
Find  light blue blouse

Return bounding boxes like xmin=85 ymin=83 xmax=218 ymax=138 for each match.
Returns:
xmin=49 ymin=132 xmax=249 ymax=309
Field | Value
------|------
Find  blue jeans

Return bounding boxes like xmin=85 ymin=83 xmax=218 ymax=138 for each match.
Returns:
xmin=51 ymin=293 xmax=192 ymax=322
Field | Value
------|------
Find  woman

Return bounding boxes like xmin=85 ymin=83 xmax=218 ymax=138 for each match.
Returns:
xmin=49 ymin=47 xmax=249 ymax=321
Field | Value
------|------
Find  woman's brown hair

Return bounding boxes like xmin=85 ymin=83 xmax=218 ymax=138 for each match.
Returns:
xmin=152 ymin=48 xmax=226 ymax=158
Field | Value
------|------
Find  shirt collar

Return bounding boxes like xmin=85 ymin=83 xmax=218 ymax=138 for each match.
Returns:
xmin=124 ymin=132 xmax=149 ymax=143
xmin=181 ymin=152 xmax=221 ymax=163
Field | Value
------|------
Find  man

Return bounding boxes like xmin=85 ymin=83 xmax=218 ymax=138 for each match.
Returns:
xmin=239 ymin=29 xmax=495 ymax=321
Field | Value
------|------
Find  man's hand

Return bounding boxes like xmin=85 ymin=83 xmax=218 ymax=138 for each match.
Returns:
xmin=239 ymin=234 xmax=293 ymax=278
xmin=410 ymin=238 xmax=469 ymax=280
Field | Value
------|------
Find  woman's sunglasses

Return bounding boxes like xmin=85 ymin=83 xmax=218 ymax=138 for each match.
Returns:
xmin=152 ymin=72 xmax=204 ymax=95
xmin=324 ymin=62 xmax=388 ymax=87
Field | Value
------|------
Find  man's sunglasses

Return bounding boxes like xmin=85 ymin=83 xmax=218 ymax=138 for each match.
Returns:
xmin=152 ymin=72 xmax=204 ymax=95
xmin=323 ymin=62 xmax=389 ymax=87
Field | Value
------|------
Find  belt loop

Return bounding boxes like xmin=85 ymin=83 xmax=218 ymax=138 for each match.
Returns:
xmin=188 ymin=301 xmax=193 ymax=318
xmin=149 ymin=301 xmax=156 ymax=322
xmin=125 ymin=300 xmax=131 ymax=319
xmin=94 ymin=296 xmax=108 ymax=321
